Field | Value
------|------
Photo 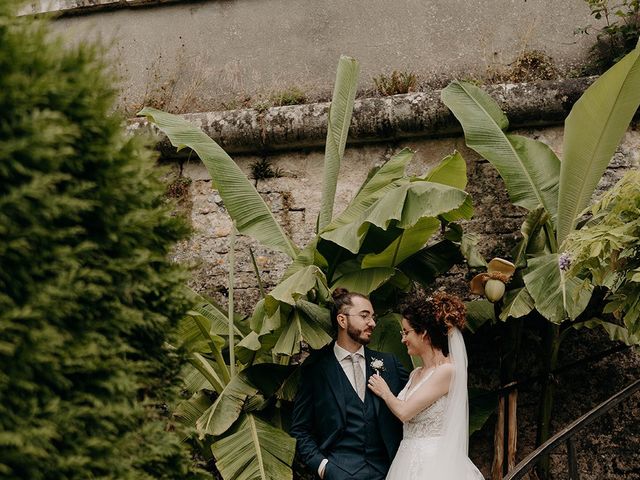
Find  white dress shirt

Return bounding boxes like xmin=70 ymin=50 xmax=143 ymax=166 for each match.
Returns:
xmin=333 ymin=342 xmax=367 ymax=394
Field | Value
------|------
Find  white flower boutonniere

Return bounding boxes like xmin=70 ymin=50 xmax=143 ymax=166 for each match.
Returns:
xmin=370 ymin=358 xmax=385 ymax=375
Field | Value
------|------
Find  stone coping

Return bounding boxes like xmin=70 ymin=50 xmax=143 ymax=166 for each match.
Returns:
xmin=20 ymin=0 xmax=186 ymax=16
xmin=129 ymin=77 xmax=598 ymax=158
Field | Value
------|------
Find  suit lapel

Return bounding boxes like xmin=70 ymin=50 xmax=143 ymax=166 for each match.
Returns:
xmin=365 ymin=348 xmax=382 ymax=416
xmin=320 ymin=344 xmax=348 ymax=424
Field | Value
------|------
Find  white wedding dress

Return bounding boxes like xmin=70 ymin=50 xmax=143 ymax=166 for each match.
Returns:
xmin=385 ymin=365 xmax=484 ymax=480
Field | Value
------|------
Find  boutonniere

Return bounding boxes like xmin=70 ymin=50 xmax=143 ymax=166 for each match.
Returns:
xmin=370 ymin=357 xmax=385 ymax=375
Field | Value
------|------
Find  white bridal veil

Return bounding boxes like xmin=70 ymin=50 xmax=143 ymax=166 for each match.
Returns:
xmin=431 ymin=327 xmax=469 ymax=479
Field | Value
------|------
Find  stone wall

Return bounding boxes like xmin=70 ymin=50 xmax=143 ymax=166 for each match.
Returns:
xmin=167 ymin=123 xmax=640 ymax=313
xmin=34 ymin=0 xmax=601 ymax=115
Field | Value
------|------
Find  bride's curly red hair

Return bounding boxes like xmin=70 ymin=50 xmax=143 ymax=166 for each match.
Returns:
xmin=401 ymin=291 xmax=466 ymax=356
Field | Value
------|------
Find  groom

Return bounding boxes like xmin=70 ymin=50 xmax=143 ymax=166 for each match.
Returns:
xmin=290 ymin=289 xmax=408 ymax=480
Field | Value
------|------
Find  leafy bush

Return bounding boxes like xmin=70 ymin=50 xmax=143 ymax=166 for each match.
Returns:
xmin=564 ymin=170 xmax=640 ymax=343
xmin=580 ymin=0 xmax=640 ymax=72
xmin=0 ymin=4 xmax=204 ymax=479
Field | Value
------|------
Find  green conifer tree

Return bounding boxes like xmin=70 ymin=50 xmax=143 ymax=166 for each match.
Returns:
xmin=0 ymin=3 xmax=204 ymax=479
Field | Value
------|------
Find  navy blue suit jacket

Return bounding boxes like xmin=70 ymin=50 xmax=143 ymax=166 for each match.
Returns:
xmin=290 ymin=343 xmax=409 ymax=475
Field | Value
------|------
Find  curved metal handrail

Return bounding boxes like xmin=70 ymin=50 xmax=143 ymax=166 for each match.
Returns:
xmin=504 ymin=378 xmax=640 ymax=480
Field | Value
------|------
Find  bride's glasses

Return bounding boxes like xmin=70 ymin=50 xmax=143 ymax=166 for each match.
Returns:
xmin=400 ymin=328 xmax=415 ymax=337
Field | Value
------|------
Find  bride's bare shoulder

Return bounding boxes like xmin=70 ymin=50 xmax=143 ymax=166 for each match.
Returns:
xmin=433 ymin=363 xmax=455 ymax=381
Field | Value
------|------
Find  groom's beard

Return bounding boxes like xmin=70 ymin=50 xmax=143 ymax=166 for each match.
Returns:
xmin=347 ymin=322 xmax=373 ymax=345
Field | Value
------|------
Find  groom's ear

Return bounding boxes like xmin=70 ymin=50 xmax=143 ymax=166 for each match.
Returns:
xmin=336 ymin=313 xmax=348 ymax=329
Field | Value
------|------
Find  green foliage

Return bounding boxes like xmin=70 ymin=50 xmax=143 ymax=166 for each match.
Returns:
xmin=250 ymin=158 xmax=283 ymax=182
xmin=443 ymin=42 xmax=640 ymax=456
xmin=442 ymin=42 xmax=640 ymax=325
xmin=143 ymin=56 xmax=473 ymax=480
xmin=580 ymin=0 xmax=640 ymax=72
xmin=373 ymin=70 xmax=418 ymax=95
xmin=0 ymin=4 xmax=204 ymax=479
xmin=270 ymin=87 xmax=307 ymax=107
xmin=563 ymin=170 xmax=640 ymax=343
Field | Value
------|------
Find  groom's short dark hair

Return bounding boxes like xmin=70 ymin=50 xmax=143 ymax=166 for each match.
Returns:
xmin=329 ymin=288 xmax=369 ymax=334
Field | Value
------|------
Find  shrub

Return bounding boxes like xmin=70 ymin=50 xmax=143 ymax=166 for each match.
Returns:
xmin=0 ymin=3 xmax=204 ymax=479
xmin=580 ymin=0 xmax=640 ymax=72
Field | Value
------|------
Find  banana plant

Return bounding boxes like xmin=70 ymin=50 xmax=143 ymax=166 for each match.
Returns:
xmin=139 ymin=56 xmax=474 ymax=359
xmin=174 ymin=293 xmax=298 ymax=480
xmin=442 ymin=42 xmax=640 ymax=477
xmin=443 ymin=42 xmax=640 ymax=327
xmin=141 ymin=55 xmax=476 ymax=480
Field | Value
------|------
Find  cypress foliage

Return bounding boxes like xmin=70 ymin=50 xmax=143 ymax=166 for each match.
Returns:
xmin=0 ymin=3 xmax=204 ymax=479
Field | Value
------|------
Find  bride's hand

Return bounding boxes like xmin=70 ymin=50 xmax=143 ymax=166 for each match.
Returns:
xmin=368 ymin=373 xmax=392 ymax=400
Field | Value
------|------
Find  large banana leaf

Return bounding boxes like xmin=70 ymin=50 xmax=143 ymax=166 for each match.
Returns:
xmin=423 ymin=150 xmax=467 ymax=189
xmin=138 ymin=107 xmax=298 ymax=258
xmin=499 ymin=287 xmax=535 ymax=321
xmin=318 ymin=55 xmax=360 ymax=231
xmin=250 ymin=299 xmax=282 ymax=335
xmin=273 ymin=308 xmax=332 ymax=355
xmin=265 ymin=265 xmax=328 ymax=314
xmin=330 ymin=265 xmax=397 ymax=294
xmin=399 ymin=239 xmax=464 ymax=286
xmin=358 ymin=152 xmax=469 ymax=269
xmin=321 ymin=181 xmax=471 ymax=253
xmin=524 ymin=253 xmax=593 ymax=323
xmin=212 ymin=413 xmax=296 ymax=480
xmin=511 ymin=207 xmax=551 ymax=268
xmin=571 ymin=318 xmax=639 ymax=345
xmin=465 ymin=300 xmax=495 ymax=332
xmin=242 ymin=363 xmax=297 ymax=398
xmin=361 ymin=217 xmax=440 ymax=268
xmin=196 ymin=375 xmax=259 ymax=437
xmin=325 ymin=148 xmax=414 ymax=230
xmin=469 ymin=388 xmax=498 ymax=435
xmin=173 ymin=391 xmax=212 ymax=430
xmin=441 ymin=81 xmax=560 ymax=222
xmin=557 ymin=45 xmax=640 ymax=245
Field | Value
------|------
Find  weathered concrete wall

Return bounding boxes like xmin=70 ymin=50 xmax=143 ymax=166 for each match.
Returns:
xmin=35 ymin=0 xmax=601 ymax=114
xmin=132 ymin=77 xmax=596 ymax=155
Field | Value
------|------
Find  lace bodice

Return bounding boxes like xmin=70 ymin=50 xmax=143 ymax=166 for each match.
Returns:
xmin=398 ymin=368 xmax=448 ymax=439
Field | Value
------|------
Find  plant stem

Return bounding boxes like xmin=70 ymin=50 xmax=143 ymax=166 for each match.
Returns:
xmin=535 ymin=322 xmax=561 ymax=479
xmin=249 ymin=247 xmax=266 ymax=299
xmin=228 ymin=223 xmax=236 ymax=378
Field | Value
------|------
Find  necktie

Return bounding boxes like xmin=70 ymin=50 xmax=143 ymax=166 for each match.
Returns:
xmin=349 ymin=354 xmax=365 ymax=401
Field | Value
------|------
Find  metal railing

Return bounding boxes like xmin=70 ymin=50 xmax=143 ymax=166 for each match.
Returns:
xmin=503 ymin=378 xmax=640 ymax=480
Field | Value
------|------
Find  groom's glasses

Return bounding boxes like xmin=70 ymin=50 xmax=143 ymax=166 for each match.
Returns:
xmin=400 ymin=328 xmax=415 ymax=337
xmin=344 ymin=312 xmax=377 ymax=321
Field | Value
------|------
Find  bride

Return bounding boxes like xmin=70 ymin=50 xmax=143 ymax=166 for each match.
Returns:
xmin=367 ymin=292 xmax=484 ymax=480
